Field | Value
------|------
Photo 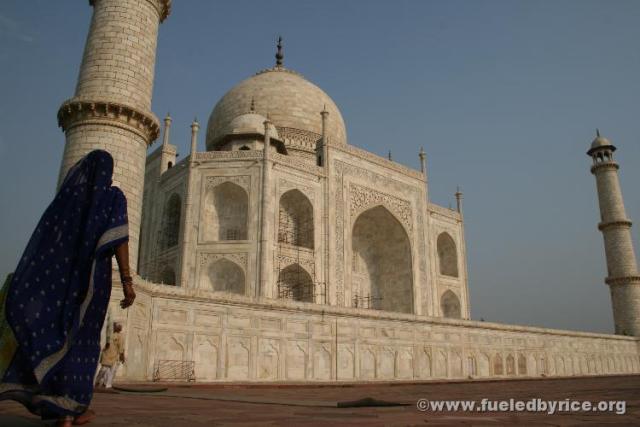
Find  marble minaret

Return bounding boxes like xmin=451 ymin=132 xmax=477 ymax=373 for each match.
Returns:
xmin=588 ymin=131 xmax=640 ymax=336
xmin=56 ymin=0 xmax=171 ymax=271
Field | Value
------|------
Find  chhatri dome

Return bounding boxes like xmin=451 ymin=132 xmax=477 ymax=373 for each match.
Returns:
xmin=588 ymin=129 xmax=616 ymax=155
xmin=206 ymin=38 xmax=347 ymax=153
xmin=224 ymin=99 xmax=279 ymax=140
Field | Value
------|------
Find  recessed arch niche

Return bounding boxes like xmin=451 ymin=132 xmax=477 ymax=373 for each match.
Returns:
xmin=351 ymin=205 xmax=413 ymax=314
xmin=203 ymin=181 xmax=248 ymax=241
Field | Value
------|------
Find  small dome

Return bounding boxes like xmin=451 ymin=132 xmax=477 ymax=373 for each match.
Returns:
xmin=587 ymin=132 xmax=616 ymax=155
xmin=590 ymin=135 xmax=612 ymax=150
xmin=225 ymin=111 xmax=279 ymax=140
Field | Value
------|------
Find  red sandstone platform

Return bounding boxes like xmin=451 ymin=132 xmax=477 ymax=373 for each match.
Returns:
xmin=1 ymin=375 xmax=638 ymax=425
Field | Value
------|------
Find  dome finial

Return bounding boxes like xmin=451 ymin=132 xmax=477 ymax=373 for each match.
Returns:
xmin=275 ymin=36 xmax=284 ymax=67
xmin=596 ymin=128 xmax=601 ymax=138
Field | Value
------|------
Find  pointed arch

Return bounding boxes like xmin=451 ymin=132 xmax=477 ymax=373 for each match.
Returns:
xmin=204 ymin=181 xmax=248 ymax=241
xmin=419 ymin=350 xmax=432 ymax=378
xmin=540 ymin=356 xmax=548 ymax=375
xmin=437 ymin=232 xmax=458 ymax=277
xmin=278 ymin=189 xmax=314 ymax=249
xmin=556 ymin=356 xmax=565 ymax=376
xmin=527 ymin=354 xmax=537 ymax=376
xmin=435 ymin=350 xmax=448 ymax=378
xmin=506 ymin=354 xmax=516 ymax=375
xmin=208 ymin=258 xmax=245 ymax=295
xmin=351 ymin=205 xmax=414 ymax=314
xmin=478 ymin=353 xmax=490 ymax=377
xmin=195 ymin=338 xmax=218 ymax=381
xmin=493 ymin=354 xmax=504 ymax=375
xmin=566 ymin=357 xmax=574 ymax=376
xmin=162 ymin=193 xmax=181 ymax=249
xmin=441 ymin=290 xmax=461 ymax=319
xmin=278 ymin=263 xmax=314 ymax=302
xmin=517 ymin=354 xmax=527 ymax=375
xmin=467 ymin=355 xmax=477 ymax=376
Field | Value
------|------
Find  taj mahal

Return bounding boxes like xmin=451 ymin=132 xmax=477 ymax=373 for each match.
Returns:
xmin=53 ymin=0 xmax=640 ymax=382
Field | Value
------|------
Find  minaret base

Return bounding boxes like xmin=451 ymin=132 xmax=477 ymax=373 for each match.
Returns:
xmin=608 ymin=278 xmax=640 ymax=336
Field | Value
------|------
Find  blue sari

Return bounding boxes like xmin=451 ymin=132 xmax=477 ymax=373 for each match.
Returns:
xmin=0 ymin=150 xmax=128 ymax=419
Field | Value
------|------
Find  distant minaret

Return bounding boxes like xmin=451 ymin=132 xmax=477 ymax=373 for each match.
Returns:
xmin=588 ymin=130 xmax=640 ymax=336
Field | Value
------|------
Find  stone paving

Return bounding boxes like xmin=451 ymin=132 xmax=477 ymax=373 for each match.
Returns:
xmin=1 ymin=375 xmax=639 ymax=426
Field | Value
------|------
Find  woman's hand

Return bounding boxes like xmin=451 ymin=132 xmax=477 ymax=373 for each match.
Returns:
xmin=120 ymin=282 xmax=136 ymax=309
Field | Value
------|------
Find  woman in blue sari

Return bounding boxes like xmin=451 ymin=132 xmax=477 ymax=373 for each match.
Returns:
xmin=0 ymin=150 xmax=136 ymax=426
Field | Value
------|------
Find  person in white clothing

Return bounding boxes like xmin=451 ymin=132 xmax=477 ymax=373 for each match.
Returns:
xmin=95 ymin=323 xmax=125 ymax=389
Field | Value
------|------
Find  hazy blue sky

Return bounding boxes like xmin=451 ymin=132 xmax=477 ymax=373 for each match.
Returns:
xmin=1 ymin=0 xmax=638 ymax=333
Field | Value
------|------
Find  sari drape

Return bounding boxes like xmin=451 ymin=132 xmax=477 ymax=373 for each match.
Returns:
xmin=0 ymin=150 xmax=128 ymax=419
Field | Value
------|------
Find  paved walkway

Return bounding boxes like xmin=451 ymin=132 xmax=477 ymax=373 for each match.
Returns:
xmin=1 ymin=375 xmax=638 ymax=425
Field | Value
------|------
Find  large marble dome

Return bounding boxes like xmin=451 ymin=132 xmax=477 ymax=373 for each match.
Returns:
xmin=205 ymin=66 xmax=347 ymax=153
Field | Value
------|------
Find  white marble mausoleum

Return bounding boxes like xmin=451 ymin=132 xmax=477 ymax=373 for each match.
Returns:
xmin=54 ymin=0 xmax=640 ymax=382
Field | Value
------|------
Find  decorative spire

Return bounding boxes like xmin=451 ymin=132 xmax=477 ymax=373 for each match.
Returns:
xmin=190 ymin=117 xmax=199 ymax=162
xmin=418 ymin=146 xmax=426 ymax=175
xmin=275 ymin=36 xmax=284 ymax=67
xmin=455 ymin=186 xmax=463 ymax=213
xmin=388 ymin=150 xmax=392 ymax=161
xmin=263 ymin=115 xmax=273 ymax=159
xmin=596 ymin=128 xmax=601 ymax=138
xmin=162 ymin=112 xmax=172 ymax=147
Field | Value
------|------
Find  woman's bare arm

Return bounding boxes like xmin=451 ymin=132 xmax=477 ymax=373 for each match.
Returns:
xmin=114 ymin=242 xmax=135 ymax=308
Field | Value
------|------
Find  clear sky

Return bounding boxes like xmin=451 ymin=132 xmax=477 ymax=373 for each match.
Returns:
xmin=1 ymin=0 xmax=638 ymax=333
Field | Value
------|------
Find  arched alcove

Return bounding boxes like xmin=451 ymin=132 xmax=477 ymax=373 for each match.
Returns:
xmin=506 ymin=354 xmax=516 ymax=375
xmin=278 ymin=190 xmax=314 ymax=249
xmin=467 ymin=356 xmax=477 ymax=376
xmin=478 ymin=354 xmax=490 ymax=377
xmin=441 ymin=290 xmax=461 ymax=319
xmin=162 ymin=193 xmax=181 ymax=249
xmin=540 ymin=357 xmax=548 ymax=375
xmin=437 ymin=232 xmax=458 ymax=277
xmin=352 ymin=205 xmax=413 ymax=314
xmin=493 ymin=354 xmax=504 ymax=375
xmin=208 ymin=258 xmax=245 ymax=295
xmin=277 ymin=263 xmax=314 ymax=302
xmin=518 ymin=354 xmax=527 ymax=375
xmin=204 ymin=181 xmax=248 ymax=241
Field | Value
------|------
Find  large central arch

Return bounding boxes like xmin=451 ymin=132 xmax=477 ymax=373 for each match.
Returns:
xmin=351 ymin=205 xmax=414 ymax=313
